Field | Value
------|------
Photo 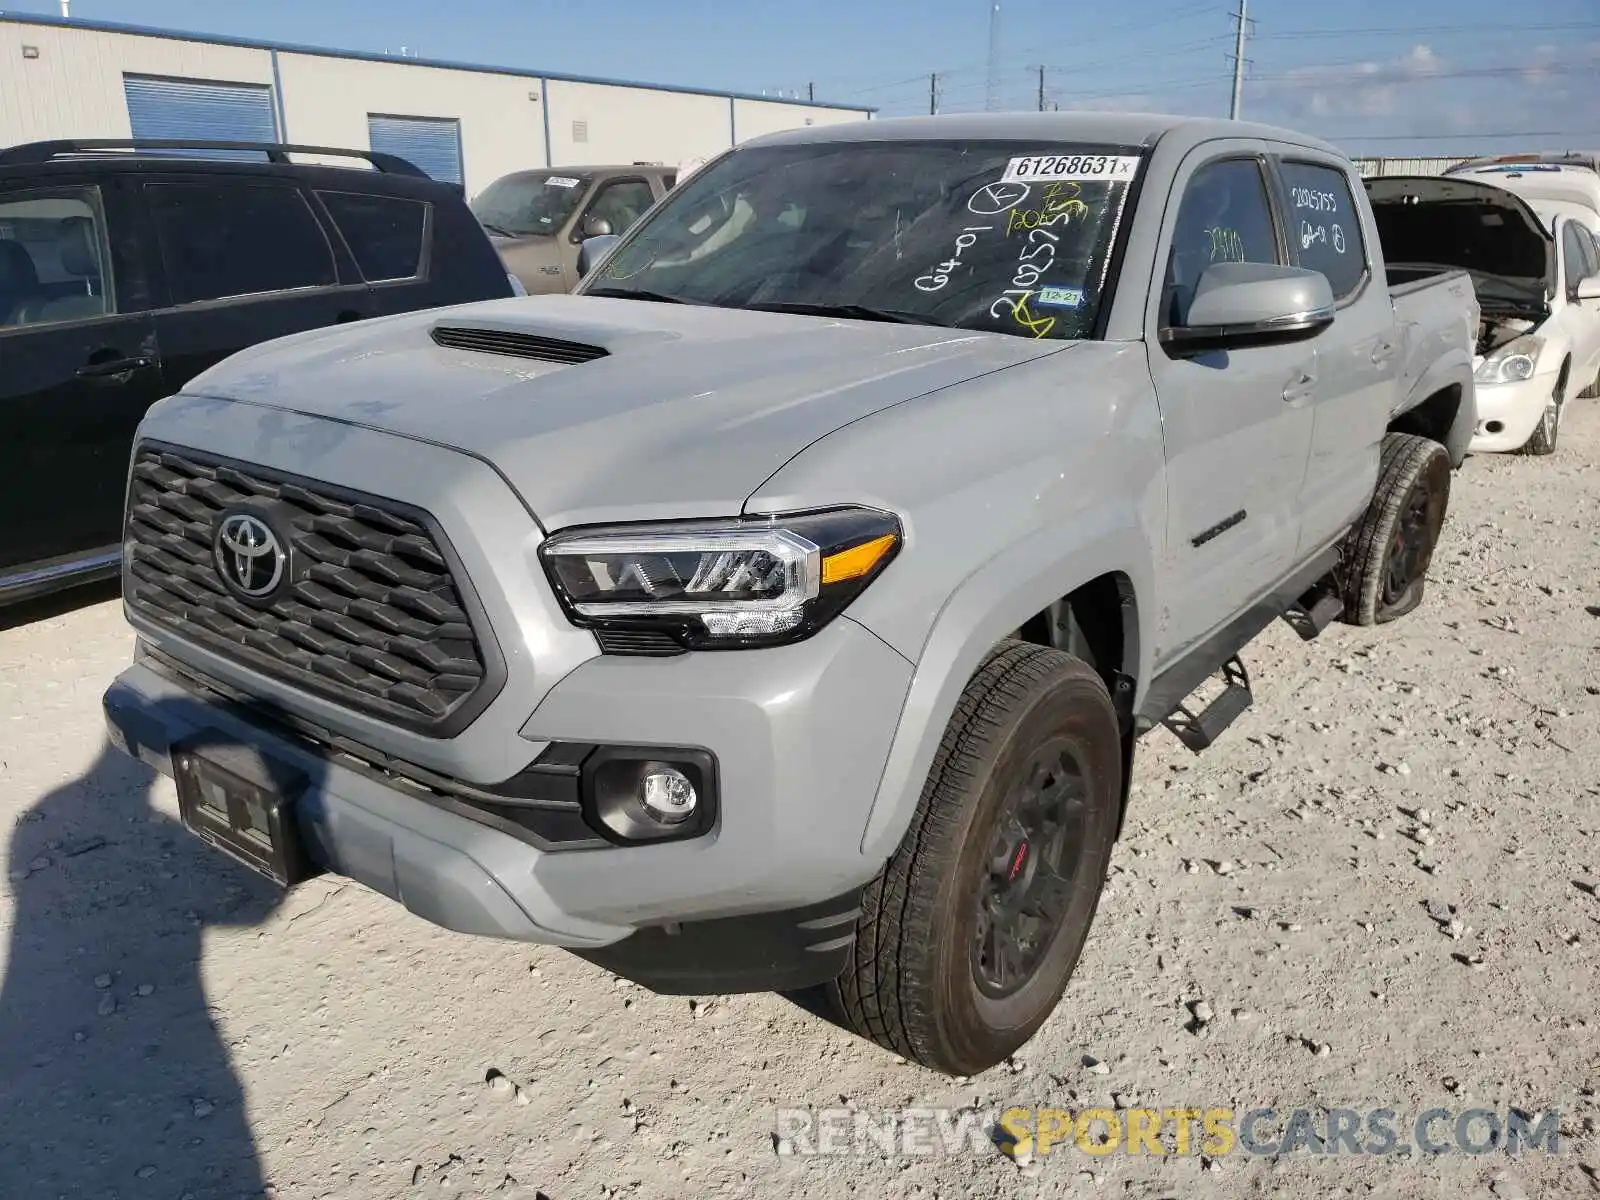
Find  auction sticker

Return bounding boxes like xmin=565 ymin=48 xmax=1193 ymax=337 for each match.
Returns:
xmin=1035 ymin=286 xmax=1085 ymax=308
xmin=545 ymin=176 xmax=581 ymax=188
xmin=1000 ymin=154 xmax=1140 ymax=184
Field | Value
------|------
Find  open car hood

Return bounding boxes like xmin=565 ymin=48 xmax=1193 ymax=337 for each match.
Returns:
xmin=1366 ymin=175 xmax=1554 ymax=311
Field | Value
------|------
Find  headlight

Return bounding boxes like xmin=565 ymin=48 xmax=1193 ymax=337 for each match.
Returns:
xmin=1475 ymin=334 xmax=1543 ymax=385
xmin=539 ymin=507 xmax=902 ymax=650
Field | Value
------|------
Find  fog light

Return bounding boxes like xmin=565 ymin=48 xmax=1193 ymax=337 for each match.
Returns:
xmin=581 ymin=746 xmax=717 ymax=844
xmin=639 ymin=764 xmax=697 ymax=824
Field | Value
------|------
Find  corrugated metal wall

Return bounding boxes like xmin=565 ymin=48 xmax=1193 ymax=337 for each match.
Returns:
xmin=366 ymin=115 xmax=464 ymax=185
xmin=0 ymin=16 xmax=871 ymax=195
xmin=123 ymin=75 xmax=278 ymax=152
xmin=1350 ymin=156 xmax=1471 ymax=178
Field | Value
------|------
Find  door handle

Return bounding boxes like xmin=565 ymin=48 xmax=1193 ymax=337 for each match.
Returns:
xmin=77 ymin=355 xmax=155 ymax=378
xmin=1371 ymin=341 xmax=1397 ymax=365
xmin=1283 ymin=369 xmax=1316 ymax=402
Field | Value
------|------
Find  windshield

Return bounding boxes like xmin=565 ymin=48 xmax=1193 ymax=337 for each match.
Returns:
xmin=579 ymin=139 xmax=1143 ymax=340
xmin=470 ymin=172 xmax=590 ymax=236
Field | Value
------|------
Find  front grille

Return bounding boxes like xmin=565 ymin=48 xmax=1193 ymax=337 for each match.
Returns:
xmin=124 ymin=445 xmax=498 ymax=734
xmin=430 ymin=324 xmax=609 ymax=364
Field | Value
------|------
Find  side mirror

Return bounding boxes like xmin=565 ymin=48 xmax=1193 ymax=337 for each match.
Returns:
xmin=1576 ymin=273 xmax=1600 ymax=302
xmin=576 ymin=234 xmax=622 ymax=280
xmin=1160 ymin=261 xmax=1336 ymax=357
xmin=579 ymin=214 xmax=614 ymax=240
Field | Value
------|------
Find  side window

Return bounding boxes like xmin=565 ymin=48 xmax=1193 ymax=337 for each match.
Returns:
xmin=1277 ymin=160 xmax=1368 ymax=300
xmin=317 ymin=191 xmax=429 ymax=282
xmin=146 ymin=181 xmax=338 ymax=305
xmin=1582 ymin=228 xmax=1600 ymax=285
xmin=0 ymin=186 xmax=115 ymax=330
xmin=661 ymin=173 xmax=677 ymax=191
xmin=584 ymin=179 xmax=657 ymax=237
xmin=1561 ymin=222 xmax=1592 ymax=297
xmin=1163 ymin=158 xmax=1280 ymax=326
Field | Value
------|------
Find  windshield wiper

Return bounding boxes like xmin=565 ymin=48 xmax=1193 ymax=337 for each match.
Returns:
xmin=740 ymin=301 xmax=943 ymax=326
xmin=478 ymin=221 xmax=518 ymax=237
xmin=584 ymin=287 xmax=691 ymax=304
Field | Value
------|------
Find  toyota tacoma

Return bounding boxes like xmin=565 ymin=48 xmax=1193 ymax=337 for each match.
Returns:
xmin=103 ymin=113 xmax=1478 ymax=1076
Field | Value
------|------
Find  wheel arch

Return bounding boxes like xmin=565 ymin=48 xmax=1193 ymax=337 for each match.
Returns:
xmin=856 ymin=512 xmax=1154 ymax=866
xmin=1390 ymin=350 xmax=1477 ymax=467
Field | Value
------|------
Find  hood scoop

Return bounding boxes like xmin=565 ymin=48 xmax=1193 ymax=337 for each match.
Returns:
xmin=430 ymin=323 xmax=610 ymax=365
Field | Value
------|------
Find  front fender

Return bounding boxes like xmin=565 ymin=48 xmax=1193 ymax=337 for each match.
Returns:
xmin=856 ymin=510 xmax=1156 ymax=863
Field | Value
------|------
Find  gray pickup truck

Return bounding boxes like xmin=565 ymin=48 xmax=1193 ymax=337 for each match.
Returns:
xmin=103 ymin=113 xmax=1478 ymax=1076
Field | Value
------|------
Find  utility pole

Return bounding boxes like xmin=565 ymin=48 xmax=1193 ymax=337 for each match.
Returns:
xmin=808 ymin=81 xmax=815 ymax=103
xmin=984 ymin=2 xmax=1003 ymax=112
xmin=930 ymin=72 xmax=941 ymax=115
xmin=1035 ymin=64 xmax=1046 ymax=111
xmin=1227 ymin=0 xmax=1253 ymax=120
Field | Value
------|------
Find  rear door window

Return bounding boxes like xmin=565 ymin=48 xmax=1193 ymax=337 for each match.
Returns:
xmin=317 ymin=191 xmax=429 ymax=282
xmin=0 ymin=186 xmax=115 ymax=329
xmin=1275 ymin=159 xmax=1368 ymax=300
xmin=146 ymin=180 xmax=338 ymax=305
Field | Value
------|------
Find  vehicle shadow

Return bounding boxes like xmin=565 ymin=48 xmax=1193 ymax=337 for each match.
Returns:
xmin=0 ymin=577 xmax=121 ymax=633
xmin=0 ymin=736 xmax=283 ymax=1198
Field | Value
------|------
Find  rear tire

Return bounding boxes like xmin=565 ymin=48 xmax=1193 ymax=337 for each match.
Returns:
xmin=1519 ymin=367 xmax=1567 ymax=456
xmin=1578 ymin=367 xmax=1599 ymax=400
xmin=828 ymin=641 xmax=1122 ymax=1076
xmin=1339 ymin=433 xmax=1451 ymax=626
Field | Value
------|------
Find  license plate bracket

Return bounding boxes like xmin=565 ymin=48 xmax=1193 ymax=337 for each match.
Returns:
xmin=172 ymin=738 xmax=322 ymax=888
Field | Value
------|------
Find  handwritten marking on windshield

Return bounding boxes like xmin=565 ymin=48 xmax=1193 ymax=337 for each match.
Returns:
xmin=968 ymin=181 xmax=1031 ymax=216
xmin=1005 ymin=182 xmax=1092 ymax=237
xmin=915 ymin=225 xmax=995 ymax=292
xmin=992 ymin=290 xmax=1057 ymax=338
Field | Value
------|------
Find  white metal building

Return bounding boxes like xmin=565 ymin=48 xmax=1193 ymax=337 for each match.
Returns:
xmin=0 ymin=13 xmax=872 ymax=195
xmin=1350 ymin=156 xmax=1472 ymax=179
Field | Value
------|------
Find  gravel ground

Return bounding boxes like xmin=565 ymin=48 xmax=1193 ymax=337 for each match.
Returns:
xmin=3 ymin=408 xmax=1599 ymax=1200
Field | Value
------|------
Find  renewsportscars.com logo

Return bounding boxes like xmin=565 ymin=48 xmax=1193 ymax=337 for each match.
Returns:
xmin=773 ymin=1105 xmax=1564 ymax=1159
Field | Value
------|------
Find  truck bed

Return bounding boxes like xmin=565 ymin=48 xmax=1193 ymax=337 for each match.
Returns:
xmin=1383 ymin=267 xmax=1478 ymax=420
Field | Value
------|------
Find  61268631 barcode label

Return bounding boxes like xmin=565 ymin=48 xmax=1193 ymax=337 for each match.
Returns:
xmin=999 ymin=154 xmax=1141 ymax=184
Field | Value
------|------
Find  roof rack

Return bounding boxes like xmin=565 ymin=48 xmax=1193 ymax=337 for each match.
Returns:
xmin=0 ymin=138 xmax=428 ymax=177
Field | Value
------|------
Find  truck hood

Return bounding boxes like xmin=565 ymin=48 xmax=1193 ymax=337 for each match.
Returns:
xmin=1366 ymin=175 xmax=1554 ymax=311
xmin=182 ymin=294 xmax=1071 ymax=529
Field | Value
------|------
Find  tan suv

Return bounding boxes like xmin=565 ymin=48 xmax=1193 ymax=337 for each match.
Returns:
xmin=472 ymin=165 xmax=677 ymax=293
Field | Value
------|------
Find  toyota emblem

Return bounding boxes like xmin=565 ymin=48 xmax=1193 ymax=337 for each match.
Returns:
xmin=214 ymin=512 xmax=286 ymax=600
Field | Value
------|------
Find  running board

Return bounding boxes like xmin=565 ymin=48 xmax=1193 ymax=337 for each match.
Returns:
xmin=1160 ymin=656 xmax=1253 ymax=753
xmin=1281 ymin=587 xmax=1344 ymax=641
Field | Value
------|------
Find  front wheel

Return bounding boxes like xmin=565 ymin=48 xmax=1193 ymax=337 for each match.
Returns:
xmin=1519 ymin=368 xmax=1567 ymax=456
xmin=828 ymin=641 xmax=1122 ymax=1076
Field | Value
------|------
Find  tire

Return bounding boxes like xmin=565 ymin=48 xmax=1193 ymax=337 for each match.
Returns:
xmin=1339 ymin=432 xmax=1451 ymax=626
xmin=828 ymin=640 xmax=1122 ymax=1076
xmin=1518 ymin=366 xmax=1567 ymax=456
xmin=1579 ymin=367 xmax=1599 ymax=400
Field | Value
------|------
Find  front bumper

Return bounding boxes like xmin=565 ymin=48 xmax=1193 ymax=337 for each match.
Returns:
xmin=1468 ymin=370 xmax=1561 ymax=453
xmin=103 ymin=614 xmax=911 ymax=990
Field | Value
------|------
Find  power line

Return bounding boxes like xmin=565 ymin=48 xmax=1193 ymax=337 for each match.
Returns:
xmin=1259 ymin=19 xmax=1599 ymax=39
xmin=1331 ymin=129 xmax=1600 ymax=143
xmin=1250 ymin=62 xmax=1599 ymax=85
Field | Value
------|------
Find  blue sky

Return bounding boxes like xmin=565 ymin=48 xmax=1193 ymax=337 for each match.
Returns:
xmin=10 ymin=0 xmax=1599 ymax=156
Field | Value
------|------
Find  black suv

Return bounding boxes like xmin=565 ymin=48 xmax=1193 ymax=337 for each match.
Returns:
xmin=0 ymin=138 xmax=516 ymax=605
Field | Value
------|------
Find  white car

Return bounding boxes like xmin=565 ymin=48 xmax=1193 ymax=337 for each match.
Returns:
xmin=1370 ymin=169 xmax=1600 ymax=455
